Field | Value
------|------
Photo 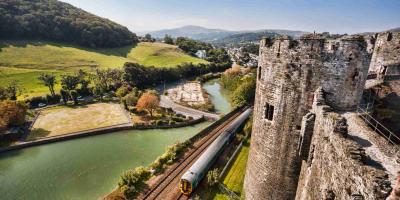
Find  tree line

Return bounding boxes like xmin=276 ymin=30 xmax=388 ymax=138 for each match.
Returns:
xmin=0 ymin=0 xmax=138 ymax=48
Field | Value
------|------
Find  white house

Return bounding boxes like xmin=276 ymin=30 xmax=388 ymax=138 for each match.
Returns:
xmin=195 ymin=50 xmax=207 ymax=59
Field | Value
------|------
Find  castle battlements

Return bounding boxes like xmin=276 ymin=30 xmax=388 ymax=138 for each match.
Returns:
xmin=243 ymin=32 xmax=397 ymax=200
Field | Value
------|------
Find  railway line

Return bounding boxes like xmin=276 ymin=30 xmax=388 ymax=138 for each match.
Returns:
xmin=139 ymin=107 xmax=248 ymax=200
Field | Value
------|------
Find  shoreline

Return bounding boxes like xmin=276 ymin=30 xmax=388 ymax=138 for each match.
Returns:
xmin=0 ymin=117 xmax=206 ymax=154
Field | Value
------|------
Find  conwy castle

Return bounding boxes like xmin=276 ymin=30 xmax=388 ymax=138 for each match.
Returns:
xmin=244 ymin=32 xmax=400 ymax=199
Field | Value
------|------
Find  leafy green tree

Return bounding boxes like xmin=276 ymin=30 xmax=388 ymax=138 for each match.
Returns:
xmin=5 ymin=81 xmax=22 ymax=100
xmin=164 ymin=34 xmax=174 ymax=44
xmin=116 ymin=85 xmax=130 ymax=98
xmin=123 ymin=93 xmax=138 ymax=107
xmin=38 ymin=73 xmax=57 ymax=96
xmin=0 ymin=0 xmax=138 ymax=48
xmin=231 ymin=76 xmax=256 ymax=107
xmin=144 ymin=34 xmax=153 ymax=42
xmin=60 ymin=74 xmax=80 ymax=91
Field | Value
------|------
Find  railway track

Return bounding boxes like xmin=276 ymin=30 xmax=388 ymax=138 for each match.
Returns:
xmin=139 ymin=108 xmax=246 ymax=200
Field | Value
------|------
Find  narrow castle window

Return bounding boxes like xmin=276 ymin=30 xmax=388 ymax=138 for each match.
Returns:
xmin=258 ymin=67 xmax=262 ymax=80
xmin=264 ymin=103 xmax=274 ymax=121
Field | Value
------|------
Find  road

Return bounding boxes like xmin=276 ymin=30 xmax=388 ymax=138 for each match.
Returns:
xmin=160 ymin=95 xmax=220 ymax=120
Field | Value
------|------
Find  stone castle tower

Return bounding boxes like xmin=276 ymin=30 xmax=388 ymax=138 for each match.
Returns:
xmin=243 ymin=34 xmax=370 ymax=200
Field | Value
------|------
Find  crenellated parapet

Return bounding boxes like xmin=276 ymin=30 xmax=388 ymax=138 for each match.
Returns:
xmin=245 ymin=33 xmax=372 ymax=200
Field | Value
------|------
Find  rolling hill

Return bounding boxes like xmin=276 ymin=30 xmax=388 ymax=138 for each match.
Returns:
xmin=0 ymin=0 xmax=137 ymax=48
xmin=0 ymin=40 xmax=208 ymax=98
xmin=144 ymin=25 xmax=235 ymax=41
xmin=145 ymin=25 xmax=307 ymax=44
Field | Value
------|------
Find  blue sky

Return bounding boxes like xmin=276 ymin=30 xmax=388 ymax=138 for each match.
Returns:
xmin=62 ymin=0 xmax=400 ymax=34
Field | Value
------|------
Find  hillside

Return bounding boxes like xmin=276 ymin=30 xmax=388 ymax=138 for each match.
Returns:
xmin=212 ymin=30 xmax=308 ymax=45
xmin=0 ymin=40 xmax=208 ymax=98
xmin=146 ymin=25 xmax=307 ymax=44
xmin=0 ymin=0 xmax=137 ymax=48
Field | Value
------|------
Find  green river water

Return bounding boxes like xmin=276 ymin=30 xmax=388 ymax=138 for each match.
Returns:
xmin=0 ymin=79 xmax=231 ymax=200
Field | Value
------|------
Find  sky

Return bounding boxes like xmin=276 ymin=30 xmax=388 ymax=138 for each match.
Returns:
xmin=61 ymin=0 xmax=400 ymax=34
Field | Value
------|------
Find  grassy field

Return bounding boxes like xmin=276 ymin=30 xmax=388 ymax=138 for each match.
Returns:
xmin=128 ymin=42 xmax=207 ymax=67
xmin=214 ymin=139 xmax=250 ymax=200
xmin=28 ymin=103 xmax=130 ymax=140
xmin=0 ymin=40 xmax=208 ymax=98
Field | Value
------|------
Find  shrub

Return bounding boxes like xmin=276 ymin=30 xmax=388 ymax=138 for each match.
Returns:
xmin=207 ymin=168 xmax=220 ymax=187
xmin=46 ymin=94 xmax=61 ymax=105
xmin=70 ymin=90 xmax=79 ymax=105
xmin=26 ymin=96 xmax=47 ymax=108
xmin=116 ymin=86 xmax=130 ymax=98
xmin=118 ymin=166 xmax=151 ymax=198
xmin=172 ymin=116 xmax=184 ymax=122
xmin=156 ymin=120 xmax=163 ymax=126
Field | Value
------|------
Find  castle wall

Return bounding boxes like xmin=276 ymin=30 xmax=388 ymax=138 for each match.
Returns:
xmin=295 ymin=89 xmax=392 ymax=200
xmin=244 ymin=34 xmax=370 ymax=200
xmin=369 ymin=32 xmax=400 ymax=77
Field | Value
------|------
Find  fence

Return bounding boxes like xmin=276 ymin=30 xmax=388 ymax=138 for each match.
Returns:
xmin=356 ymin=106 xmax=400 ymax=145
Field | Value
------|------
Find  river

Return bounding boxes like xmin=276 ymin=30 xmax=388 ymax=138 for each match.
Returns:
xmin=0 ymin=78 xmax=231 ymax=200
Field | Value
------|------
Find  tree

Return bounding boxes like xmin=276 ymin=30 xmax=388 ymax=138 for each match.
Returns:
xmin=70 ymin=90 xmax=79 ymax=105
xmin=60 ymin=74 xmax=80 ymax=91
xmin=164 ymin=34 xmax=174 ymax=44
xmin=144 ymin=34 xmax=153 ymax=42
xmin=116 ymin=85 xmax=130 ymax=98
xmin=5 ymin=81 xmax=22 ymax=100
xmin=0 ymin=100 xmax=27 ymax=130
xmin=231 ymin=76 xmax=256 ymax=107
xmin=124 ymin=93 xmax=138 ymax=107
xmin=38 ymin=73 xmax=57 ymax=96
xmin=136 ymin=92 xmax=159 ymax=117
xmin=60 ymin=89 xmax=69 ymax=105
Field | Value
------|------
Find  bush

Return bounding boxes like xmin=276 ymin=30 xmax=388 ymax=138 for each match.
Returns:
xmin=26 ymin=96 xmax=47 ymax=108
xmin=70 ymin=90 xmax=79 ymax=105
xmin=118 ymin=166 xmax=151 ymax=198
xmin=169 ymin=120 xmax=176 ymax=125
xmin=46 ymin=94 xmax=61 ymax=104
xmin=155 ymin=120 xmax=163 ymax=126
xmin=171 ymin=116 xmax=184 ymax=122
xmin=207 ymin=168 xmax=220 ymax=187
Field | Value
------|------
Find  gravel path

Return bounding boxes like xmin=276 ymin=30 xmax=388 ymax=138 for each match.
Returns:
xmin=344 ymin=112 xmax=399 ymax=186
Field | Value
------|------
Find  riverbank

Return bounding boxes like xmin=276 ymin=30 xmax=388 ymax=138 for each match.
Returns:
xmin=0 ymin=78 xmax=232 ymax=200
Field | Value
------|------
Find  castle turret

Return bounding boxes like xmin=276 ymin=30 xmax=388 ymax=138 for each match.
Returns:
xmin=244 ymin=34 xmax=370 ymax=200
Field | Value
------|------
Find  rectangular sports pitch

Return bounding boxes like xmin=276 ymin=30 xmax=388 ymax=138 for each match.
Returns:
xmin=29 ymin=103 xmax=131 ymax=140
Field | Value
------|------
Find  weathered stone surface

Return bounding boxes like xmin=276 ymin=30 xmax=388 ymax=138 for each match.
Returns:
xmin=295 ymin=91 xmax=392 ymax=200
xmin=244 ymin=34 xmax=388 ymax=199
xmin=369 ymin=32 xmax=400 ymax=78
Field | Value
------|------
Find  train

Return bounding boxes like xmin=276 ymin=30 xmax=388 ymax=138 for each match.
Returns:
xmin=179 ymin=108 xmax=252 ymax=195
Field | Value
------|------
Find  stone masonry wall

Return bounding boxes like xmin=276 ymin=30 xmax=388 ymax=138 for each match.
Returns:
xmin=295 ymin=89 xmax=392 ymax=200
xmin=244 ymin=34 xmax=371 ymax=200
xmin=369 ymin=32 xmax=400 ymax=77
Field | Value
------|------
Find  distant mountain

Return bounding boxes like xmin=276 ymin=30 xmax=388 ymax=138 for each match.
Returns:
xmin=213 ymin=30 xmax=307 ymax=45
xmin=0 ymin=0 xmax=137 ymax=48
xmin=144 ymin=25 xmax=237 ymax=41
xmin=145 ymin=25 xmax=307 ymax=45
xmin=387 ymin=27 xmax=400 ymax=32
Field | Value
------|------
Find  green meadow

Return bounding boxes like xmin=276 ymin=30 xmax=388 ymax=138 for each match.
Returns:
xmin=0 ymin=40 xmax=208 ymax=98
